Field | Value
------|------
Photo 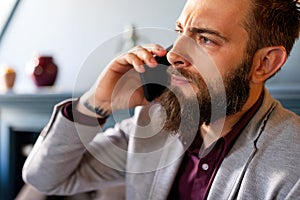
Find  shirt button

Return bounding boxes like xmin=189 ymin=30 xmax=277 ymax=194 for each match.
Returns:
xmin=202 ymin=163 xmax=209 ymax=171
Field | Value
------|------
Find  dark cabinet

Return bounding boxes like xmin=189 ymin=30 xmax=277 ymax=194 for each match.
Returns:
xmin=0 ymin=92 xmax=72 ymax=200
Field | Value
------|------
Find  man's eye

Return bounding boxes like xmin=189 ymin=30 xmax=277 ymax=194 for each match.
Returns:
xmin=175 ymin=29 xmax=183 ymax=34
xmin=199 ymin=36 xmax=213 ymax=44
xmin=199 ymin=36 xmax=218 ymax=46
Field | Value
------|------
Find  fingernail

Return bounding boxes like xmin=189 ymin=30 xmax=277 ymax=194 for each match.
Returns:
xmin=150 ymin=58 xmax=156 ymax=63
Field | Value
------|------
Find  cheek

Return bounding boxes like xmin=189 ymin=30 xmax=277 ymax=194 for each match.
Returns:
xmin=210 ymin=51 xmax=245 ymax=78
xmin=207 ymin=34 xmax=248 ymax=77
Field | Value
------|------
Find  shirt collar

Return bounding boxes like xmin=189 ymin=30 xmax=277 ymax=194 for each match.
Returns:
xmin=188 ymin=90 xmax=264 ymax=155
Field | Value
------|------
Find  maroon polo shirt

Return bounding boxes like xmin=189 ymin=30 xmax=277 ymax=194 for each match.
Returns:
xmin=167 ymin=92 xmax=264 ymax=200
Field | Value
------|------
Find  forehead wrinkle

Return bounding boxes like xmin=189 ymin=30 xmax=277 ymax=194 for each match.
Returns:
xmin=178 ymin=0 xmax=250 ymax=40
xmin=177 ymin=0 xmax=201 ymax=28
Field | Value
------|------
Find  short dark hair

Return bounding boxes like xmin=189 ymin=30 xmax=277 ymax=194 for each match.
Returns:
xmin=245 ymin=0 xmax=300 ymax=57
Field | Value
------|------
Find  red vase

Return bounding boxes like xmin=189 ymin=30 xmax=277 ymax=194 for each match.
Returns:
xmin=28 ymin=56 xmax=58 ymax=87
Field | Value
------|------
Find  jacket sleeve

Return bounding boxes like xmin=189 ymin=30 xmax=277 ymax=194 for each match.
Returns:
xmin=22 ymin=99 xmax=129 ymax=195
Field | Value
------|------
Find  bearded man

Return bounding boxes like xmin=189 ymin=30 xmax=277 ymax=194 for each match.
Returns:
xmin=23 ymin=0 xmax=300 ymax=199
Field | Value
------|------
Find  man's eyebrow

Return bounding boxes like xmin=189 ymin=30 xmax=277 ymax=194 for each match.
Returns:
xmin=175 ymin=21 xmax=183 ymax=29
xmin=189 ymin=27 xmax=228 ymax=42
xmin=175 ymin=21 xmax=228 ymax=41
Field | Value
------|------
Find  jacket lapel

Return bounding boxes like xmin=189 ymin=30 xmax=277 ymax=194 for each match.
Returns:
xmin=207 ymin=129 xmax=257 ymax=199
xmin=125 ymin=134 xmax=185 ymax=200
xmin=208 ymin=89 xmax=277 ymax=199
xmin=148 ymin=134 xmax=185 ymax=200
xmin=125 ymin=104 xmax=185 ymax=200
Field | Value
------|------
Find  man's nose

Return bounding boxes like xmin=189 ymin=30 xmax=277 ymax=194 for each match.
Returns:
xmin=167 ymin=40 xmax=191 ymax=69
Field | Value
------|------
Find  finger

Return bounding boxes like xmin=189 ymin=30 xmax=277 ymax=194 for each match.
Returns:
xmin=118 ymin=53 xmax=145 ymax=73
xmin=116 ymin=44 xmax=167 ymax=73
xmin=130 ymin=47 xmax=158 ymax=68
xmin=130 ymin=45 xmax=167 ymax=68
xmin=141 ymin=44 xmax=167 ymax=57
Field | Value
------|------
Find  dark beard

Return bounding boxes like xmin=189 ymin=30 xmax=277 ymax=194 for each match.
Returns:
xmin=160 ymin=61 xmax=251 ymax=134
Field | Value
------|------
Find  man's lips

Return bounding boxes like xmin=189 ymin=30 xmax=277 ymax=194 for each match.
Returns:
xmin=171 ymin=74 xmax=191 ymax=85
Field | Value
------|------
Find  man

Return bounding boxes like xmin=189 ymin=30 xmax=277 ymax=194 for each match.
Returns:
xmin=23 ymin=0 xmax=300 ymax=199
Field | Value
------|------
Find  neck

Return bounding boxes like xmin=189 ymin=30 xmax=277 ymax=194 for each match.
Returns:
xmin=200 ymin=86 xmax=263 ymax=148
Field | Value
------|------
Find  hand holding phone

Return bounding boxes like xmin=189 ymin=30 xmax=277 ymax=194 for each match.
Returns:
xmin=140 ymin=53 xmax=170 ymax=101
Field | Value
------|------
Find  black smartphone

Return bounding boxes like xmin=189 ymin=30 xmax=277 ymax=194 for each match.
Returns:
xmin=140 ymin=54 xmax=170 ymax=102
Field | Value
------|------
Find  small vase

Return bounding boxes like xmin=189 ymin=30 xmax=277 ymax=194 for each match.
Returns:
xmin=27 ymin=56 xmax=58 ymax=87
xmin=1 ymin=67 xmax=16 ymax=91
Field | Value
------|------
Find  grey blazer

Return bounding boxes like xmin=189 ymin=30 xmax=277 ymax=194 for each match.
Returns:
xmin=23 ymin=89 xmax=300 ymax=200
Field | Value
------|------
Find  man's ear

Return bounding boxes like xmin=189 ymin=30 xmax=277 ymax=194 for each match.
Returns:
xmin=250 ymin=46 xmax=287 ymax=83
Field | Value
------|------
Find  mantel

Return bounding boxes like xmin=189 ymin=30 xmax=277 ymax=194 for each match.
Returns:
xmin=0 ymin=92 xmax=74 ymax=112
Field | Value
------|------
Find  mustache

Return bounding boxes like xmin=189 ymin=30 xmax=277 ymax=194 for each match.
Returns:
xmin=167 ymin=67 xmax=202 ymax=85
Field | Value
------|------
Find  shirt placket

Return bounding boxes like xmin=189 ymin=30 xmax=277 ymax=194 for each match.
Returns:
xmin=190 ymin=140 xmax=225 ymax=200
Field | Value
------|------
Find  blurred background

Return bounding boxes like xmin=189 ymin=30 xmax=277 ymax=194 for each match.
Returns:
xmin=0 ymin=0 xmax=299 ymax=199
xmin=0 ymin=0 xmax=299 ymax=93
xmin=0 ymin=0 xmax=186 ymax=93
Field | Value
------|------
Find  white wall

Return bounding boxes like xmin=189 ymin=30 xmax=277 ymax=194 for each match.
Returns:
xmin=0 ymin=0 xmax=299 ymax=93
xmin=0 ymin=0 xmax=185 ymax=93
xmin=266 ymin=40 xmax=300 ymax=89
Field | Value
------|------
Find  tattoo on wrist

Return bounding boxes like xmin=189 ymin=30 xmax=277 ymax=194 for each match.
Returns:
xmin=83 ymin=101 xmax=110 ymax=118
